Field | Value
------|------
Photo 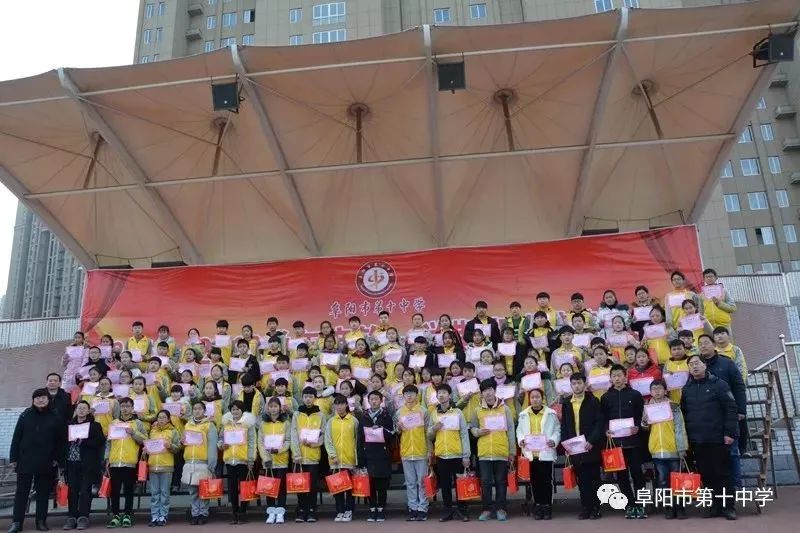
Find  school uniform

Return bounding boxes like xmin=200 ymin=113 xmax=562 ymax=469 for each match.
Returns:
xmin=181 ymin=416 xmax=218 ymax=520
xmin=516 ymin=405 xmax=560 ymax=510
xmin=324 ymin=412 xmax=360 ymax=517
xmin=258 ymin=414 xmax=292 ymax=522
xmin=428 ymin=404 xmax=470 ymax=517
xmin=105 ymin=415 xmax=147 ymax=518
xmin=470 ymin=400 xmax=516 ymax=514
xmin=642 ymin=398 xmax=687 ymax=516
xmin=395 ymin=404 xmax=430 ymax=516
xmin=600 ymin=386 xmax=645 ymax=512
xmin=290 ymin=405 xmax=327 ymax=520
xmin=219 ymin=412 xmax=257 ymax=517
xmin=147 ymin=423 xmax=182 ymax=523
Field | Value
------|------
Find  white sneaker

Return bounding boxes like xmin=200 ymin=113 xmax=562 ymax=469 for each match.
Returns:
xmin=342 ymin=511 xmax=352 ymax=522
xmin=275 ymin=508 xmax=285 ymax=524
xmin=334 ymin=513 xmax=344 ymax=523
xmin=266 ymin=507 xmax=276 ymax=524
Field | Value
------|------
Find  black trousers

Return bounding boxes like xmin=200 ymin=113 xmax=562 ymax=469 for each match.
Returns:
xmin=436 ymin=458 xmax=467 ymax=512
xmin=266 ymin=468 xmax=288 ymax=508
xmin=692 ymin=443 xmax=733 ymax=510
xmin=109 ymin=467 xmax=136 ymax=515
xmin=12 ymin=471 xmax=54 ymax=524
xmin=333 ymin=490 xmax=354 ymax=513
xmin=478 ymin=460 xmax=508 ymax=512
xmin=530 ymin=459 xmax=554 ymax=506
xmin=610 ymin=446 xmax=645 ymax=506
xmin=369 ymin=476 xmax=389 ymax=509
xmin=66 ymin=462 xmax=93 ymax=518
xmin=738 ymin=419 xmax=749 ymax=454
xmin=295 ymin=464 xmax=319 ymax=513
xmin=226 ymin=464 xmax=249 ymax=513
xmin=575 ymin=462 xmax=601 ymax=510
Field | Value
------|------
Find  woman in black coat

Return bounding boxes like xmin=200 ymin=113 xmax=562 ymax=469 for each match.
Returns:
xmin=357 ymin=390 xmax=395 ymax=522
xmin=63 ymin=401 xmax=106 ymax=530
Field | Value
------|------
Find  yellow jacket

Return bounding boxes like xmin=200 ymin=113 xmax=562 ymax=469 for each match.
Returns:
xmin=236 ymin=389 xmax=266 ymax=419
xmin=258 ymin=417 xmax=291 ymax=468
xmin=219 ymin=412 xmax=257 ymax=465
xmin=324 ymin=413 xmax=359 ymax=469
xmin=147 ymin=423 xmax=182 ymax=472
xmin=471 ymin=401 xmax=516 ymax=460
xmin=664 ymin=358 xmax=689 ymax=403
xmin=395 ymin=404 xmax=429 ymax=460
xmin=427 ymin=405 xmax=469 ymax=459
xmin=290 ymin=406 xmax=326 ymax=464
xmin=643 ymin=399 xmax=688 ymax=459
xmin=183 ymin=417 xmax=218 ymax=466
xmin=105 ymin=416 xmax=147 ymax=467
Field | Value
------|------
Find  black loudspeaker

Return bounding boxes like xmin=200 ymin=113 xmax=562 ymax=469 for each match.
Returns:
xmin=753 ymin=33 xmax=796 ymax=66
xmin=437 ymin=61 xmax=466 ymax=92
xmin=211 ymin=82 xmax=240 ymax=112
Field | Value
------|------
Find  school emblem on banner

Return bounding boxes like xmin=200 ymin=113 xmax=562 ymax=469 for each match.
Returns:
xmin=356 ymin=261 xmax=397 ymax=297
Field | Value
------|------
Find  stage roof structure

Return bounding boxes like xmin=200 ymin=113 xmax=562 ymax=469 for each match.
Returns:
xmin=0 ymin=0 xmax=797 ymax=268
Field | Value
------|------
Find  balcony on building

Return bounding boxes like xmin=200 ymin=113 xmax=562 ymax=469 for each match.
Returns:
xmin=188 ymin=3 xmax=203 ymax=16
xmin=791 ymin=171 xmax=800 ymax=185
xmin=784 ymin=138 xmax=800 ymax=152
xmin=775 ymin=105 xmax=796 ymax=119
xmin=186 ymin=28 xmax=202 ymax=40
xmin=770 ymin=72 xmax=789 ymax=88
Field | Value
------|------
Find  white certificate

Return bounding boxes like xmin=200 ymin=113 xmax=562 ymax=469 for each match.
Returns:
xmin=224 ymin=429 xmax=245 ymax=445
xmin=112 ymin=384 xmax=129 ymax=397
xmin=353 ymin=366 xmax=371 ymax=380
xmin=231 ymin=384 xmax=242 ymax=397
xmin=582 ymin=359 xmax=596 ymax=374
xmin=130 ymin=350 xmax=142 ymax=362
xmin=107 ymin=370 xmax=121 ymax=384
xmin=524 ymin=434 xmax=548 ymax=452
xmin=108 ymin=423 xmax=129 ymax=440
xmin=383 ymin=349 xmax=402 ymax=363
xmin=133 ymin=397 xmax=147 ymax=413
xmin=408 ymin=354 xmax=427 ymax=369
xmin=562 ymin=435 xmax=588 ymax=455
xmin=645 ymin=402 xmax=674 ymax=423
xmin=299 ymin=428 xmax=321 ymax=443
xmin=603 ymin=313 xmax=621 ymax=328
xmin=144 ymin=439 xmax=166 ymax=454
xmin=401 ymin=412 xmax=424 ymax=429
xmin=457 ymin=378 xmax=479 ymax=396
xmin=609 ymin=417 xmax=635 ymax=438
xmin=291 ymin=358 xmax=310 ymax=372
xmin=537 ymin=361 xmax=549 ymax=373
xmin=588 ymin=373 xmax=610 ymax=391
xmin=346 ymin=338 xmax=358 ymax=350
xmin=667 ymin=292 xmax=686 ymax=308
xmin=554 ymin=352 xmax=576 ymax=369
xmin=439 ymin=414 xmax=460 ymax=431
xmin=92 ymin=400 xmax=111 ymax=415
xmin=183 ymin=430 xmax=203 ymax=445
xmin=77 ymin=366 xmax=93 ymax=380
xmin=68 ymin=423 xmax=90 ymax=441
xmin=204 ymin=401 xmax=216 ymax=416
xmin=665 ymin=371 xmax=689 ymax=390
xmin=259 ymin=360 xmax=275 ymax=373
xmin=498 ymin=342 xmax=516 ymax=357
xmin=476 ymin=323 xmax=492 ymax=337
xmin=630 ymin=377 xmax=654 ymax=396
xmin=198 ymin=363 xmax=212 ymax=378
xmin=702 ymin=284 xmax=724 ymax=300
xmin=531 ymin=336 xmax=548 ymax=349
xmin=143 ymin=373 xmax=157 ymax=386
xmin=438 ymin=354 xmax=455 ymax=369
xmin=554 ymin=378 xmax=572 ymax=395
xmin=521 ymin=373 xmax=542 ymax=391
xmin=321 ymin=352 xmax=340 ymax=366
xmin=364 ymin=426 xmax=385 ymax=443
xmin=427 ymin=390 xmax=439 ymax=405
xmin=433 ymin=333 xmax=444 ymax=347
xmin=680 ymin=314 xmax=703 ymax=331
xmin=263 ymin=434 xmax=284 ymax=449
xmin=644 ymin=323 xmax=667 ymax=339
xmin=468 ymin=347 xmax=483 ymax=362
xmin=214 ymin=335 xmax=231 ymax=347
xmin=82 ymin=381 xmax=99 ymax=395
xmin=270 ymin=370 xmax=290 ymax=382
xmin=448 ymin=376 xmax=464 ymax=389
xmin=163 ymin=402 xmax=182 ymax=416
xmin=229 ymin=358 xmax=247 ymax=372
xmin=288 ymin=338 xmax=307 ymax=351
xmin=179 ymin=363 xmax=197 ymax=375
xmin=573 ymin=334 xmax=591 ymax=348
xmin=375 ymin=331 xmax=389 ymax=346
xmin=633 ymin=306 xmax=653 ymax=322
xmin=66 ymin=346 xmax=84 ymax=360
xmin=482 ymin=414 xmax=507 ymax=432
xmin=476 ymin=364 xmax=493 ymax=380
xmin=100 ymin=345 xmax=113 ymax=359
xmin=608 ymin=334 xmax=628 ymax=347
xmin=496 ymin=384 xmax=516 ymax=401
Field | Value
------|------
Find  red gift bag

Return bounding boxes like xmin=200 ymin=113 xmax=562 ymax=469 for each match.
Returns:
xmin=670 ymin=459 xmax=701 ymax=499
xmin=137 ymin=459 xmax=148 ymax=482
xmin=517 ymin=456 xmax=531 ymax=482
xmin=352 ymin=472 xmax=371 ymax=498
xmin=455 ymin=470 xmax=481 ymax=501
xmin=423 ymin=470 xmax=438 ymax=498
xmin=325 ymin=469 xmax=353 ymax=495
xmin=602 ymin=439 xmax=626 ymax=473
xmin=286 ymin=469 xmax=311 ymax=494
xmin=239 ymin=477 xmax=258 ymax=502
xmin=562 ymin=456 xmax=576 ymax=490
xmin=198 ymin=478 xmax=224 ymax=499
xmin=256 ymin=474 xmax=281 ymax=498
xmin=56 ymin=481 xmax=69 ymax=507
xmin=98 ymin=473 xmax=112 ymax=498
xmin=507 ymin=470 xmax=519 ymax=494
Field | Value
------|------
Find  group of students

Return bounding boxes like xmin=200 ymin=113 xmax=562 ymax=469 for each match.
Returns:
xmin=9 ymin=268 xmax=750 ymax=530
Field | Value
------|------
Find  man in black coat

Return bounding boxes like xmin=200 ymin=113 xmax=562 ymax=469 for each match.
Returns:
xmin=600 ymin=364 xmax=645 ymax=518
xmin=9 ymin=388 xmax=67 ymax=533
xmin=681 ymin=355 xmax=738 ymax=521
xmin=560 ymin=373 xmax=605 ymax=520
xmin=45 ymin=373 xmax=73 ymax=427
xmin=463 ymin=301 xmax=502 ymax=350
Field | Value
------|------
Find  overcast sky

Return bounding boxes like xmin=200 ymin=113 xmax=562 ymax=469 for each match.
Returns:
xmin=0 ymin=0 xmax=139 ymax=294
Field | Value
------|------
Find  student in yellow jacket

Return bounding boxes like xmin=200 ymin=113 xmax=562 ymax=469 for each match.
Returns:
xmin=258 ymin=398 xmax=292 ymax=524
xmin=218 ymin=403 xmax=257 ymax=524
xmin=146 ymin=411 xmax=182 ymax=526
xmin=664 ymin=271 xmax=702 ymax=331
xmin=181 ymin=401 xmax=218 ymax=524
xmin=91 ymin=377 xmax=119 ymax=436
xmin=324 ymin=395 xmax=360 ymax=522
xmin=144 ymin=358 xmax=171 ymax=411
xmin=129 ymin=376 xmax=157 ymax=431
xmin=291 ymin=387 xmax=328 ymax=523
xmin=701 ymin=268 xmax=737 ymax=331
xmin=394 ymin=385 xmax=430 ymax=521
xmin=427 ymin=384 xmax=470 ymax=522
xmin=104 ymin=397 xmax=147 ymax=528
xmin=200 ymin=381 xmax=226 ymax=429
xmin=470 ymin=379 xmax=516 ymax=522
xmin=663 ymin=340 xmax=690 ymax=403
xmin=126 ymin=321 xmax=151 ymax=363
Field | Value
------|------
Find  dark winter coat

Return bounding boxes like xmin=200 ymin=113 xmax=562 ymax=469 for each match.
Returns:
xmin=357 ymin=408 xmax=395 ymax=478
xmin=680 ymin=372 xmax=738 ymax=444
xmin=10 ymin=402 xmax=65 ymax=474
xmin=66 ymin=415 xmax=106 ymax=478
xmin=703 ymin=353 xmax=746 ymax=415
xmin=560 ymin=393 xmax=605 ymax=465
xmin=600 ymin=385 xmax=644 ymax=449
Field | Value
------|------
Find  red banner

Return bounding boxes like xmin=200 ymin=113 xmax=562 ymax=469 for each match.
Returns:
xmin=81 ymin=226 xmax=701 ymax=341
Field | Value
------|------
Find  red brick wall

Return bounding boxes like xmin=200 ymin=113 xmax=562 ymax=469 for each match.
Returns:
xmin=0 ymin=341 xmax=66 ymax=408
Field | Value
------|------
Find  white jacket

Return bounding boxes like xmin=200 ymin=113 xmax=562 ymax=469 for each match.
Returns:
xmin=516 ymin=405 xmax=561 ymax=462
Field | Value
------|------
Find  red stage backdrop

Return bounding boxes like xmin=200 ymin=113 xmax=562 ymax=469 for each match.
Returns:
xmin=81 ymin=226 xmax=702 ymax=341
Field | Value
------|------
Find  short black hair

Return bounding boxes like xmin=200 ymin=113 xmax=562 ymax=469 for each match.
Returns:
xmin=402 ymin=385 xmax=418 ymax=395
xmin=609 ymin=364 xmax=626 ymax=375
xmin=650 ymin=379 xmax=667 ymax=390
xmin=569 ymin=372 xmax=586 ymax=383
xmin=240 ymin=374 xmax=255 ymax=387
xmin=229 ymin=400 xmax=245 ymax=411
xmin=292 ymin=321 xmax=305 ymax=328
xmin=536 ymin=292 xmax=550 ymax=299
xmin=158 ymin=325 xmax=170 ymax=333
xmin=267 ymin=317 xmax=279 ymax=325
xmin=436 ymin=384 xmax=452 ymax=395
xmin=479 ymin=379 xmax=496 ymax=392
xmin=475 ymin=300 xmax=488 ymax=309
xmin=118 ymin=397 xmax=134 ymax=406
xmin=712 ymin=326 xmax=730 ymax=336
xmin=302 ymin=386 xmax=316 ymax=396
xmin=216 ymin=320 xmax=229 ymax=328
xmin=570 ymin=293 xmax=584 ymax=301
xmin=669 ymin=339 xmax=685 ymax=348
xmin=349 ymin=316 xmax=361 ymax=323
xmin=157 ymin=341 xmax=169 ymax=349
xmin=702 ymin=268 xmax=717 ymax=277
xmin=378 ymin=311 xmax=390 ymax=318
xmin=132 ymin=321 xmax=144 ymax=328
xmin=509 ymin=301 xmax=521 ymax=308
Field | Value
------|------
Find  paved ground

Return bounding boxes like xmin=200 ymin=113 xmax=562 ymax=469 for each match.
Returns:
xmin=3 ymin=486 xmax=798 ymax=531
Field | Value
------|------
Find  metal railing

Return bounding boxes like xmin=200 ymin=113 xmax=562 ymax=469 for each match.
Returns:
xmin=753 ymin=334 xmax=800 ymax=418
xmin=0 ymin=316 xmax=79 ymax=350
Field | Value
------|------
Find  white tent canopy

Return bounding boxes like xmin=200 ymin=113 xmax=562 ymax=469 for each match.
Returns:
xmin=0 ymin=0 xmax=797 ymax=268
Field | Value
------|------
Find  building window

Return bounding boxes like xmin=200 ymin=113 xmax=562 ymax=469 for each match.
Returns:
xmin=152 ymin=53 xmax=160 ymax=61
xmin=761 ymin=123 xmax=774 ymax=141
xmin=140 ymin=55 xmax=150 ymax=63
xmin=434 ymin=8 xmax=451 ymax=23
xmin=623 ymin=0 xmax=639 ymax=6
xmin=143 ymin=29 xmax=152 ymax=44
xmin=289 ymin=34 xmax=303 ymax=45
xmin=595 ymin=0 xmax=614 ymax=13
xmin=470 ymin=4 xmax=487 ymax=19
xmin=207 ymin=15 xmax=216 ymax=29
xmin=204 ymin=40 xmax=215 ymax=52
xmin=242 ymin=34 xmax=254 ymax=45
xmin=738 ymin=125 xmax=752 ymax=143
xmin=244 ymin=9 xmax=255 ymax=23
xmin=208 ymin=0 xmax=217 ymax=5
xmin=220 ymin=36 xmax=236 ymax=47
xmin=290 ymin=8 xmax=302 ymax=23
xmin=785 ymin=225 xmax=798 ymax=244
xmin=768 ymin=156 xmax=782 ymax=175
xmin=791 ymin=260 xmax=800 ymax=271
xmin=756 ymin=226 xmax=776 ymax=245
xmin=723 ymin=194 xmax=740 ymax=213
xmin=158 ymin=2 xmax=166 ymax=16
xmin=145 ymin=3 xmax=154 ymax=18
xmin=312 ymin=29 xmax=346 ymax=43
xmin=740 ymin=158 xmax=761 ymax=176
xmin=748 ymin=191 xmax=768 ymax=210
xmin=761 ymin=262 xmax=781 ymax=274
xmin=756 ymin=96 xmax=766 ymax=109
xmin=155 ymin=27 xmax=163 ymax=43
xmin=738 ymin=264 xmax=754 ymax=274
xmin=222 ymin=12 xmax=237 ymax=26
xmin=730 ymin=229 xmax=748 ymax=248
xmin=721 ymin=160 xmax=733 ymax=178
xmin=313 ymin=2 xmax=346 ymax=26
xmin=776 ymin=189 xmax=790 ymax=208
